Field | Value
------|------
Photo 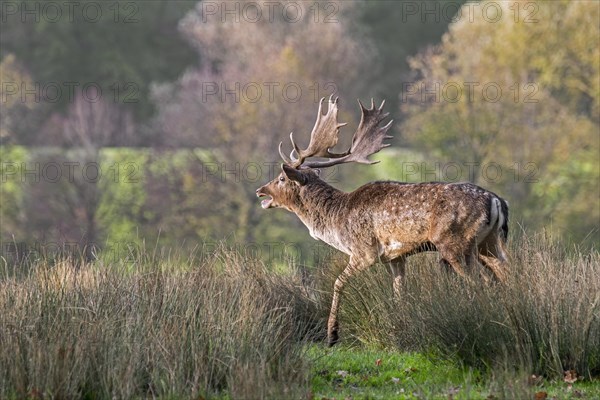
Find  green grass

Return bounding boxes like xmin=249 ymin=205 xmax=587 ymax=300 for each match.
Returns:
xmin=309 ymin=345 xmax=480 ymax=399
xmin=309 ymin=345 xmax=600 ymax=400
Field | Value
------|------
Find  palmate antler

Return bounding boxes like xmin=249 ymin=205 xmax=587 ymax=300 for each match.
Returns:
xmin=278 ymin=95 xmax=348 ymax=167
xmin=279 ymin=95 xmax=393 ymax=169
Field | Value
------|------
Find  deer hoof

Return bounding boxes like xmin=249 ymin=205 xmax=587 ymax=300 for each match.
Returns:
xmin=327 ymin=331 xmax=339 ymax=347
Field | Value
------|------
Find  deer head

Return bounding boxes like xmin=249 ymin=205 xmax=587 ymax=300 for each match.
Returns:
xmin=256 ymin=164 xmax=320 ymax=211
xmin=256 ymin=95 xmax=393 ymax=210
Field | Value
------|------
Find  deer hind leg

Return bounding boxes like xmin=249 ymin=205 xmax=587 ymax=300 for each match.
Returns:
xmin=389 ymin=257 xmax=406 ymax=298
xmin=478 ymin=233 xmax=509 ymax=283
xmin=327 ymin=255 xmax=373 ymax=347
xmin=430 ymin=220 xmax=479 ymax=283
xmin=462 ymin=244 xmax=493 ymax=284
xmin=435 ymin=242 xmax=478 ymax=285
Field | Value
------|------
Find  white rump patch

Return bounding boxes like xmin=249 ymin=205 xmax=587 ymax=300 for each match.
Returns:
xmin=476 ymin=198 xmax=502 ymax=244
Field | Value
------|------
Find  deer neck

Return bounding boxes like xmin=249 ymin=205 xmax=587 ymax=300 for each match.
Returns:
xmin=290 ymin=180 xmax=346 ymax=240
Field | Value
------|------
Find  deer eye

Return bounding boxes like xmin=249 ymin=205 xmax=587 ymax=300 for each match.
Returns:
xmin=279 ymin=176 xmax=285 ymax=182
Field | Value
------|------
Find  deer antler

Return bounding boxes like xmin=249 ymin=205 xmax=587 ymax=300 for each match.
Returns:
xmin=279 ymin=95 xmax=348 ymax=167
xmin=280 ymin=97 xmax=393 ymax=169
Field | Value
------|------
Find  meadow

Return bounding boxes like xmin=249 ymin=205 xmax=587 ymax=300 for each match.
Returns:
xmin=0 ymin=234 xmax=598 ymax=399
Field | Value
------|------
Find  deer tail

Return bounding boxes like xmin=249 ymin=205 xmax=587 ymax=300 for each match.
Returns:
xmin=493 ymin=197 xmax=509 ymax=243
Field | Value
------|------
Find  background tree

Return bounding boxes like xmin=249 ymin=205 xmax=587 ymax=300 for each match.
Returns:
xmin=0 ymin=54 xmax=37 ymax=144
xmin=357 ymin=0 xmax=467 ymax=120
xmin=0 ymin=0 xmax=195 ymax=145
xmin=401 ymin=0 xmax=599 ymax=245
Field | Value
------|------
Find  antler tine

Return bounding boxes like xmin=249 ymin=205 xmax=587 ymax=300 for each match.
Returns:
xmin=279 ymin=132 xmax=302 ymax=165
xmin=364 ymin=119 xmax=394 ymax=165
xmin=278 ymin=141 xmax=293 ymax=165
xmin=289 ymin=132 xmax=300 ymax=162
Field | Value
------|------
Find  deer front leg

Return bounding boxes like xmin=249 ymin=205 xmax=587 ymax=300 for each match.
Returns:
xmin=327 ymin=256 xmax=373 ymax=346
xmin=327 ymin=276 xmax=345 ymax=346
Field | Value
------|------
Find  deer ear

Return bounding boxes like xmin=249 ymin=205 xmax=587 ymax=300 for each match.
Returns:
xmin=281 ymin=164 xmax=307 ymax=185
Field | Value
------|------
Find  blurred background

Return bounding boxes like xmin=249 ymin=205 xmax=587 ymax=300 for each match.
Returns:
xmin=1 ymin=0 xmax=598 ymax=264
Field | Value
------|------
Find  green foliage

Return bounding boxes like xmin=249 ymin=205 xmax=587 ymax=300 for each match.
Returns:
xmin=0 ymin=146 xmax=315 ymax=259
xmin=0 ymin=145 xmax=27 ymax=239
xmin=96 ymin=148 xmax=148 ymax=245
xmin=335 ymin=148 xmax=429 ymax=193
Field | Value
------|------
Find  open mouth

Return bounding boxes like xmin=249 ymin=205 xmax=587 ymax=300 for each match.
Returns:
xmin=256 ymin=192 xmax=273 ymax=209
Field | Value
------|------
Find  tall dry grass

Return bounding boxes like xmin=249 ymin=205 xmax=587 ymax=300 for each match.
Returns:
xmin=0 ymin=234 xmax=598 ymax=398
xmin=335 ymin=234 xmax=600 ymax=379
xmin=0 ymin=247 xmax=321 ymax=399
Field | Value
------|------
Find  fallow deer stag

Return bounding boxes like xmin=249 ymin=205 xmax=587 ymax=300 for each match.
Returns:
xmin=256 ymin=96 xmax=509 ymax=346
